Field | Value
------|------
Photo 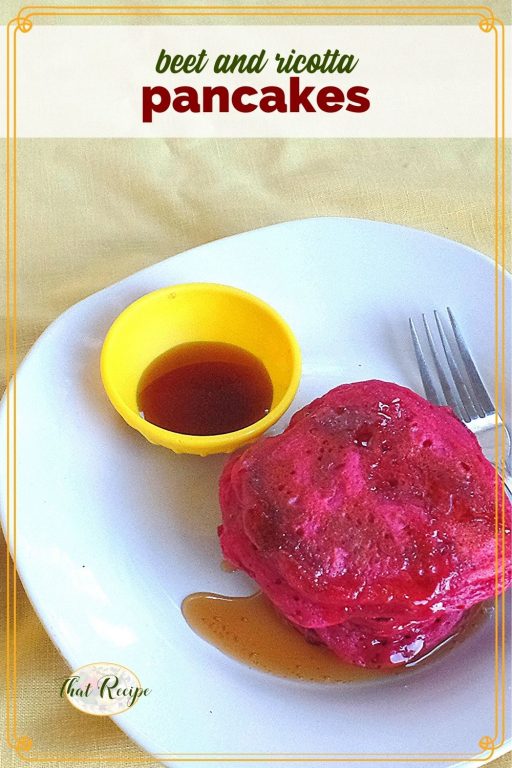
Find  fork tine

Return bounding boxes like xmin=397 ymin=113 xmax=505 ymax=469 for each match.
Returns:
xmin=433 ymin=311 xmax=482 ymax=420
xmin=409 ymin=318 xmax=443 ymax=406
xmin=447 ymin=307 xmax=495 ymax=416
xmin=422 ymin=314 xmax=466 ymax=421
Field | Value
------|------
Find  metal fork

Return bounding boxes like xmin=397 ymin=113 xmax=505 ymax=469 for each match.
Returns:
xmin=409 ymin=307 xmax=511 ymax=494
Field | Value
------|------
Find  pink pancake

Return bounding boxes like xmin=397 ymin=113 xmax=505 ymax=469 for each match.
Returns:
xmin=218 ymin=380 xmax=511 ymax=668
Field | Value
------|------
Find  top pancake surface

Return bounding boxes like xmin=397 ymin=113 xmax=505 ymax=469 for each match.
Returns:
xmin=219 ymin=381 xmax=511 ymax=629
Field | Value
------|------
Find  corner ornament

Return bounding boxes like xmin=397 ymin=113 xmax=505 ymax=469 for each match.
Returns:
xmin=478 ymin=735 xmax=496 ymax=756
xmin=14 ymin=12 xmax=33 ymax=32
xmin=479 ymin=15 xmax=496 ymax=32
xmin=15 ymin=735 xmax=34 ymax=754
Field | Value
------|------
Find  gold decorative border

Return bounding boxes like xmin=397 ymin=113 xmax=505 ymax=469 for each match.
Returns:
xmin=4 ymin=2 xmax=508 ymax=763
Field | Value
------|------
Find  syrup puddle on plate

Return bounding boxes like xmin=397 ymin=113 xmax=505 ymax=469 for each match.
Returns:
xmin=182 ymin=590 xmax=488 ymax=683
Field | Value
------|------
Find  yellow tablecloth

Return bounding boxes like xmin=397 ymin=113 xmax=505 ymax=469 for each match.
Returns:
xmin=0 ymin=3 xmax=511 ymax=766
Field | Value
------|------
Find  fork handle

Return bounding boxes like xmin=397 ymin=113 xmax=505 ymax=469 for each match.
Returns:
xmin=503 ymin=460 xmax=512 ymax=502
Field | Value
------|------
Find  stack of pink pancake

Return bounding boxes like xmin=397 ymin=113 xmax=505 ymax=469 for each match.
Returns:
xmin=219 ymin=381 xmax=511 ymax=668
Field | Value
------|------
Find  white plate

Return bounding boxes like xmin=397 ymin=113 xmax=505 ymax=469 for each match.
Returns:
xmin=1 ymin=217 xmax=511 ymax=768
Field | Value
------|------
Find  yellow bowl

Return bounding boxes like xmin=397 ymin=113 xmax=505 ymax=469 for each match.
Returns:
xmin=100 ymin=283 xmax=302 ymax=456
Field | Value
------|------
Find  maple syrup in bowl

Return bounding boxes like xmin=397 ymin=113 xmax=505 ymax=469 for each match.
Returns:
xmin=137 ymin=341 xmax=273 ymax=437
xmin=100 ymin=283 xmax=301 ymax=455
